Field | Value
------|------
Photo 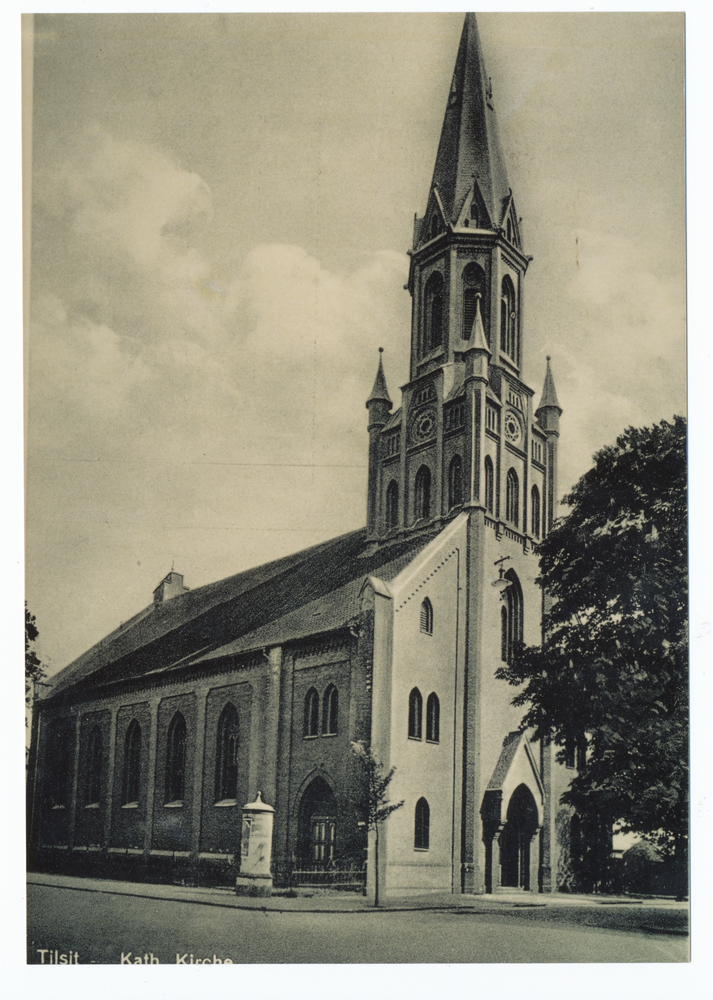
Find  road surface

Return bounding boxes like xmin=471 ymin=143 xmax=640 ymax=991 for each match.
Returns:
xmin=27 ymin=882 xmax=686 ymax=965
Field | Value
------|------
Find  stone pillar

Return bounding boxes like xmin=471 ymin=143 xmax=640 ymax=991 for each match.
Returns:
xmin=461 ymin=513 xmax=488 ymax=894
xmin=493 ymin=830 xmax=504 ymax=891
xmin=102 ymin=706 xmax=119 ymax=851
xmin=528 ymin=827 xmax=542 ymax=893
xmin=26 ymin=701 xmax=44 ymax=861
xmin=261 ymin=648 xmax=282 ymax=807
xmin=67 ymin=712 xmax=82 ymax=850
xmin=190 ymin=687 xmax=209 ymax=860
xmin=539 ymin=739 xmax=557 ymax=892
xmin=143 ymin=697 xmax=161 ymax=858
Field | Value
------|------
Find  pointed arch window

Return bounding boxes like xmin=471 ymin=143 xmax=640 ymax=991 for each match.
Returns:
xmin=426 ymin=693 xmax=440 ymax=743
xmin=506 ymin=468 xmax=519 ymax=526
xmin=215 ymin=703 xmax=240 ymax=801
xmin=501 ymin=605 xmax=509 ymax=663
xmin=500 ymin=275 xmax=517 ymax=362
xmin=408 ymin=688 xmax=423 ymax=740
xmin=304 ymin=687 xmax=319 ymax=738
xmin=415 ymin=797 xmax=430 ymax=850
xmin=48 ymin=720 xmax=75 ymax=809
xmin=484 ymin=456 xmax=495 ymax=515
xmin=420 ymin=598 xmax=433 ymax=635
xmin=448 ymin=454 xmax=463 ymax=509
xmin=122 ymin=720 xmax=142 ymax=806
xmin=322 ymin=685 xmax=338 ymax=736
xmin=423 ymin=272 xmax=444 ymax=354
xmin=414 ymin=465 xmax=431 ymax=521
xmin=85 ymin=725 xmax=103 ymax=806
xmin=461 ymin=262 xmax=485 ymax=341
xmin=385 ymin=480 xmax=399 ymax=531
xmin=500 ymin=570 xmax=524 ymax=666
xmin=165 ymin=712 xmax=187 ymax=804
xmin=531 ymin=485 xmax=541 ymax=540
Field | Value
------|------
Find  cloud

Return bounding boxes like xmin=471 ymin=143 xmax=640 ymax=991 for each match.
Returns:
xmin=29 ymin=130 xmax=410 ymax=494
xmin=544 ymin=228 xmax=686 ymax=498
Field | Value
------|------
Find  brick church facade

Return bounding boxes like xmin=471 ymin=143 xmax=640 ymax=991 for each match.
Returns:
xmin=27 ymin=14 xmax=582 ymax=897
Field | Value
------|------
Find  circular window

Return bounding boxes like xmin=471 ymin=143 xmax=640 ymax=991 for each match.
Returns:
xmin=504 ymin=413 xmax=522 ymax=446
xmin=410 ymin=406 xmax=437 ymax=445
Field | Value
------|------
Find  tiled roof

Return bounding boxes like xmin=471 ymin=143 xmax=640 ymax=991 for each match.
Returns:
xmin=47 ymin=526 xmax=440 ymax=699
xmin=381 ymin=407 xmax=402 ymax=432
xmin=444 ymin=380 xmax=465 ymax=403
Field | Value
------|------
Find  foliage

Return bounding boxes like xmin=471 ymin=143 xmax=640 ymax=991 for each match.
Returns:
xmin=496 ymin=418 xmax=688 ymax=861
xmin=350 ymin=740 xmax=404 ymax=905
xmin=25 ymin=604 xmax=46 ymax=707
xmin=350 ymin=740 xmax=404 ymax=828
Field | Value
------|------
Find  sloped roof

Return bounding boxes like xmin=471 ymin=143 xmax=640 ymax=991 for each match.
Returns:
xmin=444 ymin=379 xmax=465 ymax=403
xmin=46 ymin=526 xmax=440 ymax=700
xmin=381 ymin=407 xmax=402 ymax=432
xmin=425 ymin=13 xmax=511 ymax=231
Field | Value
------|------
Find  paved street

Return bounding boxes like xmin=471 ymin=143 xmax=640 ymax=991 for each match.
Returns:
xmin=27 ymin=881 xmax=687 ymax=965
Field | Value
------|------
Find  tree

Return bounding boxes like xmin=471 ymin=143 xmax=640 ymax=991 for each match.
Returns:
xmin=350 ymin=740 xmax=404 ymax=906
xmin=25 ymin=604 xmax=46 ymax=709
xmin=497 ymin=417 xmax=688 ymax=891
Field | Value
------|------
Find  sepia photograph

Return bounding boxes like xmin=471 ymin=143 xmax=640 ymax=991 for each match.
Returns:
xmin=23 ymin=9 xmax=690 ymax=972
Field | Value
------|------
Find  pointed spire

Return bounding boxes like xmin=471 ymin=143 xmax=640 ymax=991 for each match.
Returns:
xmin=366 ymin=348 xmax=392 ymax=408
xmin=463 ymin=294 xmax=491 ymax=354
xmin=537 ymin=355 xmax=562 ymax=413
xmin=427 ymin=13 xmax=511 ymax=230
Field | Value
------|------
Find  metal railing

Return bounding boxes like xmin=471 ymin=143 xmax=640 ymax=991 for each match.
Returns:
xmin=289 ymin=859 xmax=367 ymax=892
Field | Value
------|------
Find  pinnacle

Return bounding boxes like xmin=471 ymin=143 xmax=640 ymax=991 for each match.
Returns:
xmin=366 ymin=350 xmax=392 ymax=408
xmin=463 ymin=294 xmax=491 ymax=355
xmin=537 ymin=356 xmax=562 ymax=413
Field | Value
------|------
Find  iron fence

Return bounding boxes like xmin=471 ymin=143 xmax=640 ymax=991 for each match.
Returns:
xmin=289 ymin=859 xmax=366 ymax=892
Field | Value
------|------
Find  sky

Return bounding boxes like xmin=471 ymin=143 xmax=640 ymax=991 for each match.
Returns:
xmin=25 ymin=12 xmax=686 ymax=676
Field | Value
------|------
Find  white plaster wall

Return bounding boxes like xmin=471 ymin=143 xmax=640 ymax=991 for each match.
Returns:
xmin=382 ymin=516 xmax=468 ymax=893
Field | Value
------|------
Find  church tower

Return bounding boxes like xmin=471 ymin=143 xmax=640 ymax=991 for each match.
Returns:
xmin=365 ymin=13 xmax=566 ymax=897
xmin=366 ymin=13 xmax=558 ymax=547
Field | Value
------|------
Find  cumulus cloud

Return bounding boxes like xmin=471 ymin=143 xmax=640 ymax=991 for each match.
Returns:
xmin=543 ymin=228 xmax=686 ymax=498
xmin=31 ymin=133 xmax=404 ymax=466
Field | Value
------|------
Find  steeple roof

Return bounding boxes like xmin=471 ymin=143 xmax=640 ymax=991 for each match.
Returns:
xmin=366 ymin=350 xmax=392 ymax=407
xmin=463 ymin=293 xmax=491 ymax=354
xmin=537 ymin=356 xmax=562 ymax=412
xmin=428 ymin=13 xmax=511 ymax=228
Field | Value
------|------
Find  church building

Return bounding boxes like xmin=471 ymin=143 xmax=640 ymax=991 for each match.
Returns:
xmin=27 ymin=14 xmax=579 ymax=897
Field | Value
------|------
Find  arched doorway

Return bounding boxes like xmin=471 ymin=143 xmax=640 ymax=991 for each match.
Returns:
xmin=500 ymin=784 xmax=539 ymax=889
xmin=297 ymin=776 xmax=337 ymax=866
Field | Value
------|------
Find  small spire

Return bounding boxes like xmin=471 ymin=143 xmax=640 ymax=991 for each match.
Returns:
xmin=537 ymin=356 xmax=562 ymax=412
xmin=366 ymin=348 xmax=392 ymax=408
xmin=464 ymin=294 xmax=491 ymax=355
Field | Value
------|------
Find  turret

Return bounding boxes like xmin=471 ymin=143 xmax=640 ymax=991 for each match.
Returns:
xmin=366 ymin=349 xmax=392 ymax=536
xmin=463 ymin=293 xmax=491 ymax=384
xmin=535 ymin=356 xmax=562 ymax=436
xmin=535 ymin=356 xmax=562 ymax=532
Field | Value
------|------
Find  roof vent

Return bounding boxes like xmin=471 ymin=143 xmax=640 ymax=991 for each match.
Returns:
xmin=153 ymin=571 xmax=188 ymax=606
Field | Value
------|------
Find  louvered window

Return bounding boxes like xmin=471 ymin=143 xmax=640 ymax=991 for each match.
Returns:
xmin=408 ymin=688 xmax=423 ymax=740
xmin=420 ymin=598 xmax=433 ymax=635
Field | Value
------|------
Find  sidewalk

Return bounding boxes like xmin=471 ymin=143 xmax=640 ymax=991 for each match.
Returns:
xmin=27 ymin=871 xmax=689 ymax=934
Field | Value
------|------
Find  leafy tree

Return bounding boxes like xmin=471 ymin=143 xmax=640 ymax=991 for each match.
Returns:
xmin=497 ymin=417 xmax=688 ymax=892
xmin=25 ymin=604 xmax=46 ymax=709
xmin=350 ymin=740 xmax=404 ymax=906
